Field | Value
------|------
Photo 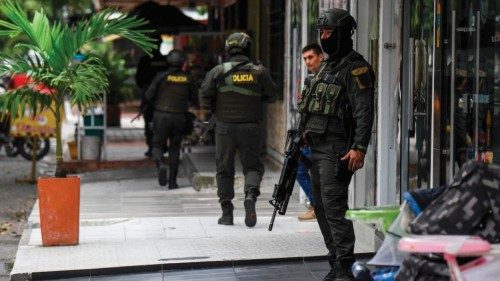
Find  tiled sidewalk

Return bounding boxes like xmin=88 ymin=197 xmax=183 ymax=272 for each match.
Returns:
xmin=12 ymin=134 xmax=377 ymax=280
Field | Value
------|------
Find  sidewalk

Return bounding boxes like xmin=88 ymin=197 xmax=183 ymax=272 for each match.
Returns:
xmin=10 ymin=128 xmax=378 ymax=280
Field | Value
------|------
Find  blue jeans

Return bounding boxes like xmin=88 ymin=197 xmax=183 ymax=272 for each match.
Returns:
xmin=296 ymin=146 xmax=314 ymax=205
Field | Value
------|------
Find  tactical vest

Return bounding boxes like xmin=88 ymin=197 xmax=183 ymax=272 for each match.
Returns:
xmin=154 ymin=70 xmax=192 ymax=113
xmin=215 ymin=61 xmax=263 ymax=123
xmin=298 ymin=52 xmax=360 ymax=135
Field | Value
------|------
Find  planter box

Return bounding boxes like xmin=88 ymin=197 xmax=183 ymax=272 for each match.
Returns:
xmin=37 ymin=176 xmax=80 ymax=246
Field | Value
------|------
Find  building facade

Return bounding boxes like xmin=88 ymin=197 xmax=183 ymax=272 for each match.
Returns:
xmin=274 ymin=0 xmax=499 ymax=207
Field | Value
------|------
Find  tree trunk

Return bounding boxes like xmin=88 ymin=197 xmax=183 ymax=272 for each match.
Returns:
xmin=54 ymin=104 xmax=66 ymax=177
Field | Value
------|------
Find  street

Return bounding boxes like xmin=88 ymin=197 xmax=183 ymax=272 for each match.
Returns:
xmin=0 ymin=150 xmax=37 ymax=281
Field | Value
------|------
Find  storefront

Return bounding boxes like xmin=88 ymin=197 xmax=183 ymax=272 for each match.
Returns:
xmin=283 ymin=0 xmax=499 ymax=207
xmin=401 ymin=0 xmax=499 ymax=193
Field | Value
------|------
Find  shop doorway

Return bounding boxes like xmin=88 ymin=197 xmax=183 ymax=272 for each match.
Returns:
xmin=401 ymin=0 xmax=499 ymax=192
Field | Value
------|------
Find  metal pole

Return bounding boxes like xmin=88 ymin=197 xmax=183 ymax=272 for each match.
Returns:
xmin=429 ymin=0 xmax=438 ymax=188
xmin=474 ymin=11 xmax=480 ymax=160
xmin=449 ymin=11 xmax=456 ymax=180
xmin=400 ymin=0 xmax=412 ymax=199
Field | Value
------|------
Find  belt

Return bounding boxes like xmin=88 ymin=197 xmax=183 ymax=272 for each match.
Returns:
xmin=306 ymin=134 xmax=339 ymax=145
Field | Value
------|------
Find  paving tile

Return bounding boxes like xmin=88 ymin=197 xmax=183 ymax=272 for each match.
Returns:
xmin=235 ymin=262 xmax=315 ymax=281
xmin=42 ymin=277 xmax=91 ymax=281
xmin=162 ymin=276 xmax=238 ymax=281
xmin=124 ymin=227 xmax=165 ymax=241
xmin=83 ymin=225 xmax=126 ymax=243
xmin=115 ymin=241 xmax=162 ymax=267
xmin=91 ymin=272 xmax=162 ymax=281
xmin=163 ymin=267 xmax=237 ymax=280
xmin=28 ymin=229 xmax=42 ymax=245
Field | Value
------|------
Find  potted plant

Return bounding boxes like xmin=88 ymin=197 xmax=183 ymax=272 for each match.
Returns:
xmin=0 ymin=1 xmax=154 ymax=246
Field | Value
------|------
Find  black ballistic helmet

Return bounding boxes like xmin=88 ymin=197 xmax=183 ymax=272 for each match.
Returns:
xmin=225 ymin=32 xmax=252 ymax=55
xmin=315 ymin=8 xmax=357 ymax=31
xmin=316 ymin=9 xmax=357 ymax=57
xmin=167 ymin=49 xmax=186 ymax=67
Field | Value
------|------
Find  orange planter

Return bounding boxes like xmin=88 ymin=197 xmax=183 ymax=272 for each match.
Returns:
xmin=37 ymin=176 xmax=80 ymax=246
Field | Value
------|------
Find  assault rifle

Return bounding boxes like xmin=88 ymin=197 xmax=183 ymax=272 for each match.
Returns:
xmin=200 ymin=115 xmax=216 ymax=141
xmin=268 ymin=114 xmax=312 ymax=231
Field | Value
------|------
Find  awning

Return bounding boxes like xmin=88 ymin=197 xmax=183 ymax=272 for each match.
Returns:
xmin=129 ymin=1 xmax=206 ymax=34
xmin=97 ymin=0 xmax=236 ymax=11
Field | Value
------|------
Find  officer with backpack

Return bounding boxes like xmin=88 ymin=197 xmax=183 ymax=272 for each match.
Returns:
xmin=298 ymin=9 xmax=375 ymax=280
xmin=145 ymin=49 xmax=199 ymax=189
xmin=199 ymin=32 xmax=277 ymax=227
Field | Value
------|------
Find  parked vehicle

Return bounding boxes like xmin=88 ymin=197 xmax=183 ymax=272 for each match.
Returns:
xmin=0 ymin=129 xmax=50 ymax=161
xmin=0 ymin=131 xmax=18 ymax=157
xmin=0 ymin=75 xmax=50 ymax=160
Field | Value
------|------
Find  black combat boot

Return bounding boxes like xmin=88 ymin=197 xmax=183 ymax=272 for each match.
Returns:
xmin=244 ymin=192 xmax=257 ymax=227
xmin=168 ymin=178 xmax=179 ymax=189
xmin=322 ymin=258 xmax=338 ymax=281
xmin=218 ymin=201 xmax=234 ymax=225
xmin=333 ymin=260 xmax=355 ymax=281
xmin=168 ymin=168 xmax=179 ymax=189
xmin=157 ymin=164 xmax=167 ymax=187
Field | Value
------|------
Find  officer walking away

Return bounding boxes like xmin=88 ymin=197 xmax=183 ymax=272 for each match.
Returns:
xmin=145 ymin=49 xmax=199 ymax=188
xmin=135 ymin=37 xmax=169 ymax=157
xmin=298 ymin=9 xmax=375 ymax=281
xmin=200 ymin=32 xmax=277 ymax=227
xmin=297 ymin=43 xmax=324 ymax=221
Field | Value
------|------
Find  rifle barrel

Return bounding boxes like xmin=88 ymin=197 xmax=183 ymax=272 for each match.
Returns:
xmin=268 ymin=206 xmax=278 ymax=231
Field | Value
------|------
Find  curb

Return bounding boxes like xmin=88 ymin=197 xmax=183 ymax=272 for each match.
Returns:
xmin=61 ymin=159 xmax=155 ymax=173
xmin=12 ymin=253 xmax=375 ymax=280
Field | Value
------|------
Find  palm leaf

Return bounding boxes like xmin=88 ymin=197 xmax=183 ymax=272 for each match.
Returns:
xmin=69 ymin=57 xmax=109 ymax=107
xmin=0 ymin=18 xmax=21 ymax=36
xmin=0 ymin=2 xmax=48 ymax=54
xmin=0 ymin=0 xmax=155 ymax=174
xmin=0 ymin=86 xmax=52 ymax=119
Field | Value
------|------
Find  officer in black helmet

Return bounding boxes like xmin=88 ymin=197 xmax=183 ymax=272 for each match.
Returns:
xmin=145 ymin=49 xmax=199 ymax=188
xmin=200 ymin=32 xmax=277 ymax=227
xmin=298 ymin=9 xmax=375 ymax=281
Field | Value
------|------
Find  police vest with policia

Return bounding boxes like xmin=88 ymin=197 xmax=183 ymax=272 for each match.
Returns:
xmin=199 ymin=32 xmax=277 ymax=228
xmin=298 ymin=9 xmax=375 ymax=281
xmin=145 ymin=49 xmax=199 ymax=189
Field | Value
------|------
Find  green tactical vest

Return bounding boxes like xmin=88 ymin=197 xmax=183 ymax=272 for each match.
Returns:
xmin=298 ymin=52 xmax=359 ymax=134
xmin=215 ymin=61 xmax=263 ymax=123
xmin=298 ymin=64 xmax=345 ymax=117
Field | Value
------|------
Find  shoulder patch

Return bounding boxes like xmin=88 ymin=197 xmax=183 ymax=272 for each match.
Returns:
xmin=351 ymin=66 xmax=373 ymax=90
xmin=351 ymin=66 xmax=369 ymax=76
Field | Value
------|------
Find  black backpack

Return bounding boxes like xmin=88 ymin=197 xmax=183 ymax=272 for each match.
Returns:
xmin=396 ymin=161 xmax=500 ymax=281
xmin=409 ymin=161 xmax=500 ymax=242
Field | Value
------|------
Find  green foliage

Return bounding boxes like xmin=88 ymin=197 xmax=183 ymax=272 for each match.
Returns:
xmin=84 ymin=42 xmax=135 ymax=104
xmin=22 ymin=0 xmax=93 ymax=20
xmin=0 ymin=0 xmax=92 ymax=50
xmin=0 ymin=0 xmax=155 ymax=175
